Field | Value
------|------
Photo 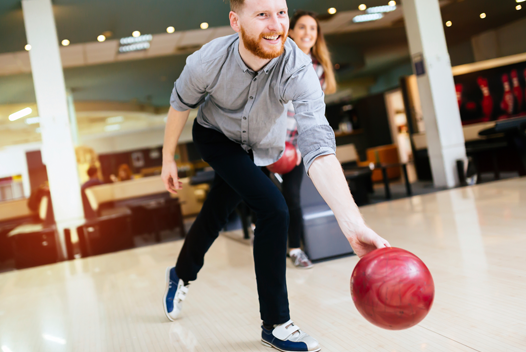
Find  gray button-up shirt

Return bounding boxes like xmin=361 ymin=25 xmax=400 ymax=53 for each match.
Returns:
xmin=170 ymin=33 xmax=335 ymax=172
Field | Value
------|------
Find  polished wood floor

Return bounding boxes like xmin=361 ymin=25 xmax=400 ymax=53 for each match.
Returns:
xmin=1 ymin=178 xmax=525 ymax=352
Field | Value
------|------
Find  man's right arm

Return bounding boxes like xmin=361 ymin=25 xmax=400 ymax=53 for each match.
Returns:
xmin=161 ymin=107 xmax=191 ymax=194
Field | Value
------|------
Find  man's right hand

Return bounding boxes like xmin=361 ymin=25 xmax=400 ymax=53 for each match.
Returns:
xmin=161 ymin=159 xmax=183 ymax=194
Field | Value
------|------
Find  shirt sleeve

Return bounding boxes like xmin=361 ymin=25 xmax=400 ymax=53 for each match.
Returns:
xmin=283 ymin=64 xmax=336 ymax=174
xmin=170 ymin=51 xmax=207 ymax=111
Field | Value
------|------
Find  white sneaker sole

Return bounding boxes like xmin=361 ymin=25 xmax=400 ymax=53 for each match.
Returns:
xmin=163 ymin=267 xmax=175 ymax=322
xmin=261 ymin=340 xmax=321 ymax=352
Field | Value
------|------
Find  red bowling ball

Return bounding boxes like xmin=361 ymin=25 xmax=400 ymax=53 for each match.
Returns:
xmin=350 ymin=247 xmax=434 ymax=330
xmin=267 ymin=142 xmax=297 ymax=175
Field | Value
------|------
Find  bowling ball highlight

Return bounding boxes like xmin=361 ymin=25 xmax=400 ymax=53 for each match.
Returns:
xmin=350 ymin=247 xmax=434 ymax=330
xmin=267 ymin=142 xmax=297 ymax=174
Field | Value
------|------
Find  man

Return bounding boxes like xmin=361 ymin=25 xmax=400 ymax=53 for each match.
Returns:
xmin=81 ymin=166 xmax=103 ymax=219
xmin=161 ymin=0 xmax=390 ymax=351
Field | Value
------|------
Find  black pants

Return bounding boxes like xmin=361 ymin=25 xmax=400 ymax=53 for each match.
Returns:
xmin=261 ymin=162 xmax=305 ymax=249
xmin=175 ymin=120 xmax=290 ymax=325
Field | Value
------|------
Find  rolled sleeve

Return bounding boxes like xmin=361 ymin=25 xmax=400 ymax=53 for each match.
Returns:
xmin=298 ymin=125 xmax=336 ymax=173
xmin=285 ymin=64 xmax=336 ymax=174
xmin=170 ymin=52 xmax=207 ymax=111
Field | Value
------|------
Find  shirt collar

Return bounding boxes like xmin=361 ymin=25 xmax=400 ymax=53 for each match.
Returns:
xmin=233 ymin=36 xmax=281 ymax=75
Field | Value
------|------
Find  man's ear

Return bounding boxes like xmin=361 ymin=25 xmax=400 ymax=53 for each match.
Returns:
xmin=229 ymin=11 xmax=241 ymax=33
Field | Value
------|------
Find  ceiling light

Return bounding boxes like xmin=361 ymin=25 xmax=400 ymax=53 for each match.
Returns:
xmin=97 ymin=35 xmax=106 ymax=42
xmin=388 ymin=1 xmax=396 ymax=5
xmin=516 ymin=0 xmax=525 ymax=3
xmin=105 ymin=124 xmax=121 ymax=132
xmin=9 ymin=107 xmax=32 ymax=121
xmin=366 ymin=5 xmax=397 ymax=14
xmin=358 ymin=4 xmax=367 ymax=11
xmin=132 ymin=31 xmax=141 ymax=37
xmin=353 ymin=13 xmax=383 ymax=23
xmin=167 ymin=26 xmax=175 ymax=33
xmin=61 ymin=39 xmax=70 ymax=46
xmin=446 ymin=21 xmax=452 ymax=27
xmin=106 ymin=116 xmax=124 ymax=124
xmin=480 ymin=13 xmax=486 ymax=19
xmin=328 ymin=7 xmax=337 ymax=14
xmin=200 ymin=22 xmax=209 ymax=29
xmin=26 ymin=117 xmax=40 ymax=125
xmin=517 ymin=4 xmax=522 ymax=10
xmin=25 ymin=44 xmax=31 ymax=51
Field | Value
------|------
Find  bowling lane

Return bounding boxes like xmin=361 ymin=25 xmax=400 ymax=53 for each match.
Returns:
xmin=0 ymin=177 xmax=525 ymax=351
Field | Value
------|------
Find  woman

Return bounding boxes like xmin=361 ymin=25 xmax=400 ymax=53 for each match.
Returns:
xmin=282 ymin=10 xmax=337 ymax=268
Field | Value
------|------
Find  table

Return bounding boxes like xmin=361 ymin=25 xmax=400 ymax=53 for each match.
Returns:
xmin=373 ymin=162 xmax=413 ymax=200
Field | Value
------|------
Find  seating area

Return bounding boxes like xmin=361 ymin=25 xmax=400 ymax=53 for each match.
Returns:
xmin=0 ymin=175 xmax=209 ymax=271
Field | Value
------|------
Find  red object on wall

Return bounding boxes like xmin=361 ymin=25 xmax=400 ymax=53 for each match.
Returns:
xmin=477 ymin=77 xmax=493 ymax=120
xmin=512 ymin=69 xmax=524 ymax=112
xmin=350 ymin=247 xmax=435 ymax=330
xmin=500 ymin=74 xmax=514 ymax=117
xmin=455 ymin=84 xmax=463 ymax=107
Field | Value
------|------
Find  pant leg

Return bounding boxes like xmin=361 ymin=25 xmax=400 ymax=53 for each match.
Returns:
xmin=176 ymin=120 xmax=290 ymax=325
xmin=175 ymin=172 xmax=242 ymax=282
xmin=280 ymin=161 xmax=305 ymax=249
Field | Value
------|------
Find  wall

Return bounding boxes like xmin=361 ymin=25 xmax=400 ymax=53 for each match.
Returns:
xmin=0 ymin=143 xmax=41 ymax=197
xmin=369 ymin=61 xmax=413 ymax=95
xmin=472 ymin=17 xmax=526 ymax=62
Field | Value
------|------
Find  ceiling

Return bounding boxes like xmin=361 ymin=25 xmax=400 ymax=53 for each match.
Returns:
xmin=0 ymin=0 xmax=523 ymax=147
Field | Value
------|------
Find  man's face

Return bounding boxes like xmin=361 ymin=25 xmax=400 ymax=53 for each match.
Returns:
xmin=231 ymin=0 xmax=289 ymax=60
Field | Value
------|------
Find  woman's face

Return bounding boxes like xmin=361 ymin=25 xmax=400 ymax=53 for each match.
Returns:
xmin=289 ymin=15 xmax=318 ymax=54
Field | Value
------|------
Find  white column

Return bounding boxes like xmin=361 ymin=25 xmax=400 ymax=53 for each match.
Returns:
xmin=22 ymin=0 xmax=84 ymax=257
xmin=402 ymin=0 xmax=467 ymax=188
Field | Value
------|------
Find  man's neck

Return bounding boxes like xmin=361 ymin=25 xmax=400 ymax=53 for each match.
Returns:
xmin=238 ymin=39 xmax=272 ymax=72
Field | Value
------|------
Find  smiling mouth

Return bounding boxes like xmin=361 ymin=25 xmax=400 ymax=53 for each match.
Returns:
xmin=263 ymin=35 xmax=281 ymax=41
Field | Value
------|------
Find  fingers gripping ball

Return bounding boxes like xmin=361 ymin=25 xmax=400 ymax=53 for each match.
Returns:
xmin=351 ymin=247 xmax=435 ymax=330
xmin=267 ymin=142 xmax=297 ymax=175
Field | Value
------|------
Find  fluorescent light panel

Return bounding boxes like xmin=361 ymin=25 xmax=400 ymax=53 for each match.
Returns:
xmin=106 ymin=116 xmax=124 ymax=124
xmin=366 ymin=5 xmax=397 ymax=14
xmin=353 ymin=13 xmax=384 ymax=23
xmin=9 ymin=107 xmax=32 ymax=121
xmin=105 ymin=124 xmax=121 ymax=131
xmin=26 ymin=117 xmax=40 ymax=125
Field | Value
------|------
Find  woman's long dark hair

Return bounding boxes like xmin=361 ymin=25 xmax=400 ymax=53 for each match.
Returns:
xmin=290 ymin=10 xmax=337 ymax=94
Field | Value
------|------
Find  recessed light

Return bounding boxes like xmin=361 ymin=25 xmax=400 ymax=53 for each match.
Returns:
xmin=517 ymin=4 xmax=522 ymax=10
xmin=25 ymin=44 xmax=31 ymax=51
xmin=132 ymin=31 xmax=141 ymax=37
xmin=366 ymin=5 xmax=397 ymax=14
xmin=97 ymin=35 xmax=106 ymax=42
xmin=480 ymin=13 xmax=486 ymax=19
xmin=328 ymin=7 xmax=337 ymax=15
xmin=167 ymin=26 xmax=175 ymax=33
xmin=9 ymin=107 xmax=32 ymax=121
xmin=61 ymin=39 xmax=70 ymax=46
xmin=388 ymin=1 xmax=396 ymax=6
xmin=516 ymin=0 xmax=525 ymax=3
xmin=358 ymin=4 xmax=367 ymax=11
xmin=446 ymin=21 xmax=452 ymax=27
xmin=200 ymin=22 xmax=209 ymax=29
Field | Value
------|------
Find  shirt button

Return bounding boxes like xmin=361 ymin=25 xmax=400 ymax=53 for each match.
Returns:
xmin=253 ymin=78 xmax=257 ymax=81
xmin=243 ymin=117 xmax=247 ymax=120
xmin=249 ymin=96 xmax=253 ymax=99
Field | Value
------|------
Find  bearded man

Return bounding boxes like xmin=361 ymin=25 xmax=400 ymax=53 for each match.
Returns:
xmin=161 ymin=0 xmax=390 ymax=350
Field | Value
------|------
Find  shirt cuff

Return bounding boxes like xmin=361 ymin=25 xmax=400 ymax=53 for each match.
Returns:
xmin=297 ymin=124 xmax=336 ymax=174
xmin=303 ymin=147 xmax=336 ymax=175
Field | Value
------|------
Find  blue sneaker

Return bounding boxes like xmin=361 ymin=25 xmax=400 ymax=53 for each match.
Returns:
xmin=163 ymin=267 xmax=189 ymax=321
xmin=261 ymin=320 xmax=320 ymax=352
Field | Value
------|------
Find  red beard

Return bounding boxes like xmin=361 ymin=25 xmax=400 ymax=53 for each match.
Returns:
xmin=240 ymin=26 xmax=286 ymax=60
